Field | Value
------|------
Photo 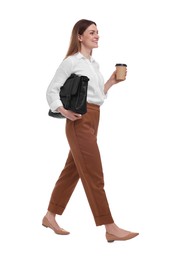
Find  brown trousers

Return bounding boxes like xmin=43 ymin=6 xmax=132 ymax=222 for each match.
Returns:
xmin=48 ymin=103 xmax=114 ymax=226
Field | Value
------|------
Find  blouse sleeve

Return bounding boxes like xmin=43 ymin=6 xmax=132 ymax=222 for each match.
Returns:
xmin=46 ymin=57 xmax=73 ymax=112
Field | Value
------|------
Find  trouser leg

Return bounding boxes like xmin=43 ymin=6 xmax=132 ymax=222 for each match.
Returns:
xmin=48 ymin=151 xmax=79 ymax=214
xmin=66 ymin=104 xmax=114 ymax=226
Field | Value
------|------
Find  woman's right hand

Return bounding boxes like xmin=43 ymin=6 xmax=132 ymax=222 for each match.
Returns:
xmin=57 ymin=106 xmax=82 ymax=121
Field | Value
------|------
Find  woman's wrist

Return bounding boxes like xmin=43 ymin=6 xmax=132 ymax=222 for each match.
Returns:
xmin=57 ymin=106 xmax=64 ymax=113
xmin=104 ymin=80 xmax=114 ymax=94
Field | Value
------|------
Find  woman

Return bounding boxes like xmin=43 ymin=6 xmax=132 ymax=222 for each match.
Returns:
xmin=43 ymin=19 xmax=139 ymax=242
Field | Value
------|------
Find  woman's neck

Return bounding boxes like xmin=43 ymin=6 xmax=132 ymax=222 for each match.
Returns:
xmin=80 ymin=47 xmax=92 ymax=60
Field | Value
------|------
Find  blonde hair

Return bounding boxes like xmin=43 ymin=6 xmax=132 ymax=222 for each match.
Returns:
xmin=65 ymin=19 xmax=96 ymax=59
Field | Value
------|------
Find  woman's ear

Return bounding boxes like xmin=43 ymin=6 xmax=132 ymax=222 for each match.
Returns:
xmin=78 ymin=34 xmax=82 ymax=42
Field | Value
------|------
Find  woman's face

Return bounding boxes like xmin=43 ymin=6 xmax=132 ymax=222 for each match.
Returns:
xmin=78 ymin=24 xmax=99 ymax=50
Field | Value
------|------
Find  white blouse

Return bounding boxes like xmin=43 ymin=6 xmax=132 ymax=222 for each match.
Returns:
xmin=46 ymin=52 xmax=106 ymax=112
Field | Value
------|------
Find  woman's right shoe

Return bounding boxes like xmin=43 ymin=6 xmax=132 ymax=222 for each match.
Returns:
xmin=106 ymin=231 xmax=139 ymax=243
xmin=42 ymin=216 xmax=70 ymax=235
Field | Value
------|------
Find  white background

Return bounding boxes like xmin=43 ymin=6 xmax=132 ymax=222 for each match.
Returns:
xmin=0 ymin=0 xmax=169 ymax=259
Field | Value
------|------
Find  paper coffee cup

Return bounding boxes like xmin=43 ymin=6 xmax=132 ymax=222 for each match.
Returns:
xmin=115 ymin=63 xmax=127 ymax=80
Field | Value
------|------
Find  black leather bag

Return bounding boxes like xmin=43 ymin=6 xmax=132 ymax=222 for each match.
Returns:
xmin=48 ymin=73 xmax=89 ymax=118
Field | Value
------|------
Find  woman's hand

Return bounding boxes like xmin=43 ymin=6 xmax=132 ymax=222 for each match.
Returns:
xmin=58 ymin=106 xmax=82 ymax=121
xmin=104 ymin=68 xmax=127 ymax=94
xmin=110 ymin=69 xmax=127 ymax=84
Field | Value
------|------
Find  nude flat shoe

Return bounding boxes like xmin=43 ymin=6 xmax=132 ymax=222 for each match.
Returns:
xmin=106 ymin=231 xmax=139 ymax=242
xmin=42 ymin=216 xmax=70 ymax=235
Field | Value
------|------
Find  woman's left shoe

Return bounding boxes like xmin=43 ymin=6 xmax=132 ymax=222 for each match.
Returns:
xmin=42 ymin=216 xmax=70 ymax=235
xmin=106 ymin=231 xmax=139 ymax=242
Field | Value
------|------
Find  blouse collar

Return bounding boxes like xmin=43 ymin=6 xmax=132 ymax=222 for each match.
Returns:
xmin=76 ymin=52 xmax=95 ymax=63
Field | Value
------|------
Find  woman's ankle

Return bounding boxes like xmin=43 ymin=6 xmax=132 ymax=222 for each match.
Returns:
xmin=105 ymin=223 xmax=115 ymax=232
xmin=46 ymin=211 xmax=56 ymax=218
